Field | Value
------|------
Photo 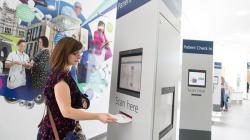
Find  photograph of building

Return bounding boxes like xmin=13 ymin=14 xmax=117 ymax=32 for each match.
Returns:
xmin=0 ymin=1 xmax=27 ymax=38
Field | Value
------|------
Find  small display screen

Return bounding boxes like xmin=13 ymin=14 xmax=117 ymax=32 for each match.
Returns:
xmin=117 ymin=48 xmax=143 ymax=98
xmin=188 ymin=69 xmax=206 ymax=87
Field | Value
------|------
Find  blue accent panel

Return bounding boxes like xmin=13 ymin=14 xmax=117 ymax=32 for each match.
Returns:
xmin=183 ymin=39 xmax=213 ymax=55
xmin=214 ymin=62 xmax=222 ymax=69
xmin=117 ymin=0 xmax=150 ymax=19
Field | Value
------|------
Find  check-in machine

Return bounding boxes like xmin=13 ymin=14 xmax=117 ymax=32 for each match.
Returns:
xmin=213 ymin=62 xmax=222 ymax=112
xmin=179 ymin=39 xmax=214 ymax=140
xmin=107 ymin=0 xmax=182 ymax=140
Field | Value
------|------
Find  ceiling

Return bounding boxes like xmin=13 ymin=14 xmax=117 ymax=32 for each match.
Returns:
xmin=182 ymin=0 xmax=250 ymax=49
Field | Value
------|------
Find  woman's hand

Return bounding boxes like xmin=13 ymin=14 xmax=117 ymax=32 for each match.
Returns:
xmin=97 ymin=113 xmax=117 ymax=123
xmin=81 ymin=97 xmax=90 ymax=109
xmin=103 ymin=41 xmax=109 ymax=48
xmin=82 ymin=100 xmax=88 ymax=109
xmin=23 ymin=63 xmax=33 ymax=69
xmin=13 ymin=61 xmax=22 ymax=65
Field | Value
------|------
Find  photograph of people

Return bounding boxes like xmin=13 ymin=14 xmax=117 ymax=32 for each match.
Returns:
xmin=31 ymin=36 xmax=50 ymax=89
xmin=37 ymin=37 xmax=116 ymax=140
xmin=5 ymin=40 xmax=32 ymax=89
xmin=61 ymin=1 xmax=83 ymax=22
xmin=93 ymin=20 xmax=112 ymax=60
xmin=77 ymin=46 xmax=96 ymax=83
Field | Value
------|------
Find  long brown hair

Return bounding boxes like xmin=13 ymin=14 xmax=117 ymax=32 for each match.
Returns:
xmin=50 ymin=37 xmax=82 ymax=72
xmin=39 ymin=36 xmax=49 ymax=48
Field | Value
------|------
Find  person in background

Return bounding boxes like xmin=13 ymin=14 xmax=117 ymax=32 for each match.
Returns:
xmin=247 ymin=82 xmax=249 ymax=93
xmin=247 ymin=82 xmax=249 ymax=99
xmin=70 ymin=65 xmax=78 ymax=82
xmin=220 ymin=77 xmax=225 ymax=111
xmin=93 ymin=21 xmax=112 ymax=60
xmin=31 ymin=36 xmax=50 ymax=89
xmin=224 ymin=84 xmax=230 ymax=112
xmin=37 ymin=37 xmax=116 ymax=140
xmin=221 ymin=76 xmax=229 ymax=112
xmin=5 ymin=40 xmax=32 ymax=89
xmin=77 ymin=46 xmax=96 ymax=83
xmin=61 ymin=1 xmax=82 ymax=21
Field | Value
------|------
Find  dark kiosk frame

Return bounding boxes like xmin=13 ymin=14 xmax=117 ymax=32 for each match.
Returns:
xmin=117 ymin=48 xmax=143 ymax=98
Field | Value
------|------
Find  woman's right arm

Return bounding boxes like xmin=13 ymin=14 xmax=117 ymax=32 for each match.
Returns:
xmin=5 ymin=62 xmax=15 ymax=68
xmin=54 ymin=80 xmax=116 ymax=123
xmin=5 ymin=61 xmax=21 ymax=68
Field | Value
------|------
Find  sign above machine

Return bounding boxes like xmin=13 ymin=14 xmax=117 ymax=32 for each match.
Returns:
xmin=116 ymin=0 xmax=150 ymax=19
xmin=183 ymin=39 xmax=213 ymax=55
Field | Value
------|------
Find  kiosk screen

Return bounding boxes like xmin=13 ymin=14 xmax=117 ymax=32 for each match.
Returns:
xmin=117 ymin=48 xmax=143 ymax=98
xmin=188 ymin=69 xmax=206 ymax=87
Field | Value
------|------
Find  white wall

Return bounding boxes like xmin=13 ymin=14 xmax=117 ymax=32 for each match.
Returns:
xmin=80 ymin=6 xmax=117 ymax=139
xmin=181 ymin=0 xmax=250 ymax=95
xmin=0 ymin=97 xmax=44 ymax=140
xmin=214 ymin=43 xmax=248 ymax=93
xmin=0 ymin=0 xmax=118 ymax=139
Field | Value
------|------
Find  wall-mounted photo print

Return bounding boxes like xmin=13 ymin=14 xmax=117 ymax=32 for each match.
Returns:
xmin=0 ymin=0 xmax=117 ymax=111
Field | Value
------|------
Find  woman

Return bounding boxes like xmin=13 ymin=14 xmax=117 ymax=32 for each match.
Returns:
xmin=5 ymin=39 xmax=32 ymax=89
xmin=37 ymin=37 xmax=116 ymax=140
xmin=221 ymin=76 xmax=229 ymax=111
xmin=220 ymin=77 xmax=225 ymax=111
xmin=93 ymin=21 xmax=112 ymax=60
xmin=31 ymin=36 xmax=50 ymax=89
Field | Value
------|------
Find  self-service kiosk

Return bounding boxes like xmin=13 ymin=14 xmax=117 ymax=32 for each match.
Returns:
xmin=179 ymin=40 xmax=213 ymax=140
xmin=107 ymin=0 xmax=182 ymax=140
xmin=213 ymin=62 xmax=222 ymax=112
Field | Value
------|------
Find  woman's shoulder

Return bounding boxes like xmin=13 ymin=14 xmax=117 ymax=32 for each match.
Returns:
xmin=41 ymin=49 xmax=50 ymax=55
xmin=42 ymin=48 xmax=50 ymax=52
xmin=50 ymin=71 xmax=68 ymax=78
xmin=47 ymin=71 xmax=69 ymax=84
xmin=94 ymin=30 xmax=100 ymax=35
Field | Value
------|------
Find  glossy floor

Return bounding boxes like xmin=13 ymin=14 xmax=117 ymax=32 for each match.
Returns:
xmin=212 ymin=100 xmax=250 ymax=140
xmin=96 ymin=100 xmax=250 ymax=140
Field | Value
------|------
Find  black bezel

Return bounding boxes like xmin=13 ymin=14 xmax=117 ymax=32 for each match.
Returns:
xmin=188 ymin=69 xmax=207 ymax=88
xmin=117 ymin=48 xmax=143 ymax=98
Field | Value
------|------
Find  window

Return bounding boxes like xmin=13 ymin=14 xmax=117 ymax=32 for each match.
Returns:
xmin=19 ymin=31 xmax=24 ymax=37
xmin=0 ymin=51 xmax=4 ymax=57
xmin=0 ymin=26 xmax=4 ymax=32
xmin=5 ymin=27 xmax=11 ymax=34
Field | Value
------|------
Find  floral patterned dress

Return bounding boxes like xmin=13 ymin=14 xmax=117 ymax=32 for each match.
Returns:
xmin=32 ymin=49 xmax=50 ymax=89
xmin=37 ymin=71 xmax=89 ymax=140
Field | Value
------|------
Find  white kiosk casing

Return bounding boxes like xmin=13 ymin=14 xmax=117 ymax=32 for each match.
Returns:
xmin=213 ymin=62 xmax=222 ymax=112
xmin=108 ymin=0 xmax=182 ymax=140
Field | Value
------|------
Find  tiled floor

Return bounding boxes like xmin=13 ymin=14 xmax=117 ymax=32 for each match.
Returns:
xmin=95 ymin=100 xmax=250 ymax=140
xmin=212 ymin=100 xmax=250 ymax=140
